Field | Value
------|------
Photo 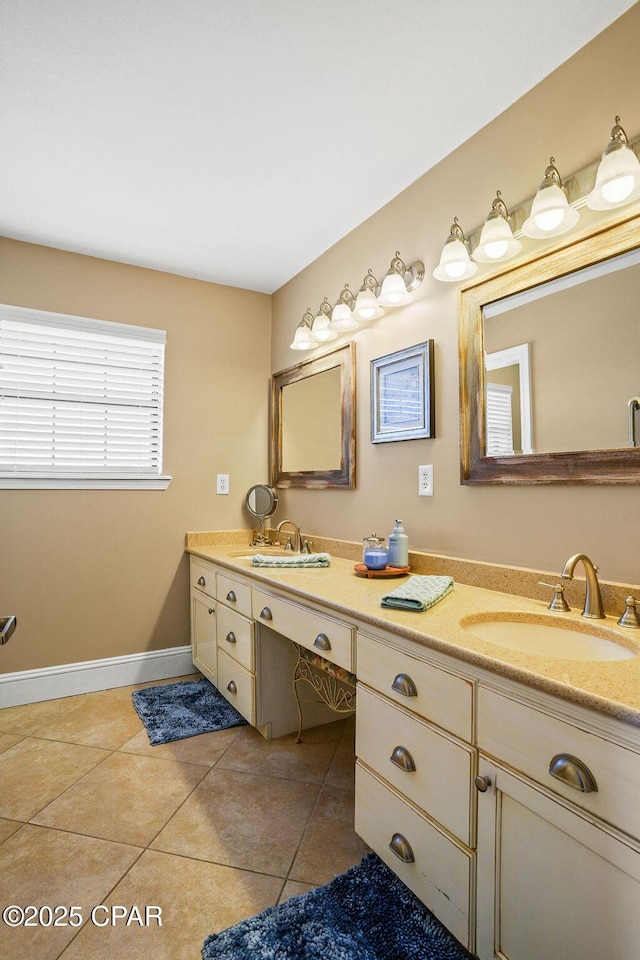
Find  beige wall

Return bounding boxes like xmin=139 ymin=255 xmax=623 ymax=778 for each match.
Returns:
xmin=270 ymin=3 xmax=640 ymax=586
xmin=0 ymin=239 xmax=271 ymax=674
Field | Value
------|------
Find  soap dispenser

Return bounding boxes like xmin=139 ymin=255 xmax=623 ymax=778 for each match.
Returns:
xmin=388 ymin=520 xmax=408 ymax=568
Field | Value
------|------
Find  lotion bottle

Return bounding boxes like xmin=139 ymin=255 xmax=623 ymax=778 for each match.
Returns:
xmin=388 ymin=520 xmax=408 ymax=568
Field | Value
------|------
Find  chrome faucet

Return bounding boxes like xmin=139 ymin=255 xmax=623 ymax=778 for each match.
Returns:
xmin=561 ymin=553 xmax=605 ymax=619
xmin=276 ymin=519 xmax=302 ymax=553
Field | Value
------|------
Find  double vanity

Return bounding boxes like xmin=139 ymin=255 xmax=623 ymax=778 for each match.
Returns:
xmin=187 ymin=532 xmax=640 ymax=960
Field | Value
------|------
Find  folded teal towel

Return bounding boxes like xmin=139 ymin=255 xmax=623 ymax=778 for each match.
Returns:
xmin=381 ymin=575 xmax=453 ymax=611
xmin=252 ymin=552 xmax=331 ymax=568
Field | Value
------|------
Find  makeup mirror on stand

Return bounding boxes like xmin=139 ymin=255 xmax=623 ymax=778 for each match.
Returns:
xmin=245 ymin=484 xmax=279 ymax=545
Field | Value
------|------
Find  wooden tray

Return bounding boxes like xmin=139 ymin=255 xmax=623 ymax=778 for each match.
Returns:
xmin=354 ymin=563 xmax=411 ymax=578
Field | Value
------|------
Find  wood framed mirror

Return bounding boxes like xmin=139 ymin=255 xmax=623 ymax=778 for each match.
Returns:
xmin=459 ymin=208 xmax=640 ymax=484
xmin=271 ymin=342 xmax=356 ymax=489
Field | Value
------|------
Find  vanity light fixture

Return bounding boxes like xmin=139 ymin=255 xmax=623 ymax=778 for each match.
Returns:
xmin=353 ymin=270 xmax=385 ymax=321
xmin=473 ymin=191 xmax=522 ymax=263
xmin=377 ymin=252 xmax=425 ymax=307
xmin=328 ymin=285 xmax=359 ymax=333
xmin=522 ymin=158 xmax=580 ymax=238
xmin=312 ymin=298 xmax=338 ymax=341
xmin=433 ymin=218 xmax=478 ymax=282
xmin=288 ymin=250 xmax=424 ymax=349
xmin=587 ymin=116 xmax=640 ymax=210
xmin=289 ymin=310 xmax=318 ymax=350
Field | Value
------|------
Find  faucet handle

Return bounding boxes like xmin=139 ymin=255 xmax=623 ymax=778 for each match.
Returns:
xmin=301 ymin=539 xmax=313 ymax=554
xmin=538 ymin=581 xmax=570 ymax=612
xmin=283 ymin=536 xmax=293 ymax=551
xmin=618 ymin=596 xmax=640 ymax=629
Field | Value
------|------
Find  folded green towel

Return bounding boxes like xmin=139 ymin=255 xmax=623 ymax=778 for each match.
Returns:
xmin=252 ymin=552 xmax=331 ymax=568
xmin=381 ymin=575 xmax=453 ymax=611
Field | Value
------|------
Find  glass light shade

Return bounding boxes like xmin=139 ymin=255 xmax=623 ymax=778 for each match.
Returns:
xmin=311 ymin=312 xmax=337 ymax=342
xmin=587 ymin=146 xmax=640 ymax=210
xmin=328 ymin=301 xmax=359 ymax=333
xmin=473 ymin=215 xmax=521 ymax=263
xmin=290 ymin=322 xmax=317 ymax=350
xmin=522 ymin=182 xmax=579 ymax=239
xmin=433 ymin=237 xmax=477 ymax=282
xmin=353 ymin=287 xmax=384 ymax=320
xmin=378 ymin=271 xmax=411 ymax=307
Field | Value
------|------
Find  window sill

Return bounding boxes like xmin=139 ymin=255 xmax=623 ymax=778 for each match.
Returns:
xmin=0 ymin=475 xmax=172 ymax=490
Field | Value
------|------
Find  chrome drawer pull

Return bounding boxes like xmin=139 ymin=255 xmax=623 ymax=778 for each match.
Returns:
xmin=225 ymin=631 xmax=236 ymax=644
xmin=208 ymin=608 xmax=215 ymax=615
xmin=390 ymin=746 xmax=416 ymax=772
xmin=226 ymin=590 xmax=237 ymax=603
xmin=260 ymin=607 xmax=273 ymax=620
xmin=474 ymin=775 xmax=492 ymax=793
xmin=226 ymin=680 xmax=237 ymax=695
xmin=389 ymin=832 xmax=415 ymax=864
xmin=549 ymin=754 xmax=598 ymax=793
xmin=197 ymin=576 xmax=206 ymax=587
xmin=391 ymin=673 xmax=418 ymax=697
xmin=313 ymin=632 xmax=331 ymax=651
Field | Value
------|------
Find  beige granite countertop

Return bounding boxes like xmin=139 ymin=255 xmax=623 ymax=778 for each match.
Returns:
xmin=186 ymin=532 xmax=640 ymax=728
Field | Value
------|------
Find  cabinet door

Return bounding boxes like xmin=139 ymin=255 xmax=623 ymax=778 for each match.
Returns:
xmin=191 ymin=591 xmax=217 ymax=685
xmin=476 ymin=758 xmax=640 ymax=960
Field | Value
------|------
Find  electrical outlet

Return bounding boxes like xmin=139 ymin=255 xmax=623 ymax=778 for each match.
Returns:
xmin=216 ymin=473 xmax=229 ymax=495
xmin=418 ymin=464 xmax=433 ymax=496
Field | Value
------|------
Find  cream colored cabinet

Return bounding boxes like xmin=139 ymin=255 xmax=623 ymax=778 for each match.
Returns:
xmin=475 ymin=686 xmax=640 ymax=960
xmin=252 ymin=588 xmax=355 ymax=672
xmin=214 ymin=571 xmax=256 ymax=724
xmin=189 ymin=557 xmax=354 ymax=740
xmin=354 ymin=631 xmax=477 ymax=953
xmin=190 ymin=557 xmax=218 ymax=684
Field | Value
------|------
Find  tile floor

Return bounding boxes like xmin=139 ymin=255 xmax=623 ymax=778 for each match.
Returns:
xmin=0 ymin=674 xmax=369 ymax=959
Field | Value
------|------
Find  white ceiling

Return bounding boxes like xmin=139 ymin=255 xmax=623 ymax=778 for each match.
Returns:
xmin=0 ymin=1 xmax=636 ymax=293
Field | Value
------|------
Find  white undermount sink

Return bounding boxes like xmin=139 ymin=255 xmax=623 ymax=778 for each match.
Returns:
xmin=460 ymin=613 xmax=636 ymax=661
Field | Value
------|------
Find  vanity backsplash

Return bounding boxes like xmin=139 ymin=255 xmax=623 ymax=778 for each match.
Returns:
xmin=186 ymin=530 xmax=638 ymax=620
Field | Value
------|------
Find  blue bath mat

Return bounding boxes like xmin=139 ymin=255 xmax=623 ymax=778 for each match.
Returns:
xmin=202 ymin=852 xmax=472 ymax=960
xmin=132 ymin=678 xmax=247 ymax=745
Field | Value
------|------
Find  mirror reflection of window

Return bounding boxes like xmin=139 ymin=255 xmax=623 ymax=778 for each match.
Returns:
xmin=486 ymin=382 xmax=514 ymax=456
xmin=485 ymin=344 xmax=533 ymax=456
xmin=281 ymin=367 xmax=342 ymax=472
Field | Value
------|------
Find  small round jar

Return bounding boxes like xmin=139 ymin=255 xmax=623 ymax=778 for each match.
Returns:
xmin=362 ymin=535 xmax=389 ymax=570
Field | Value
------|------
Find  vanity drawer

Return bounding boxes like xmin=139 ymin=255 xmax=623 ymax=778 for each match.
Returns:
xmin=217 ymin=573 xmax=252 ymax=618
xmin=216 ymin=605 xmax=254 ymax=672
xmin=217 ymin=648 xmax=255 ymax=725
xmin=252 ymin=589 xmax=354 ymax=672
xmin=478 ymin=687 xmax=640 ymax=841
xmin=355 ymin=762 xmax=473 ymax=950
xmin=190 ymin=557 xmax=216 ymax=600
xmin=356 ymin=685 xmax=475 ymax=846
xmin=357 ymin=633 xmax=473 ymax=741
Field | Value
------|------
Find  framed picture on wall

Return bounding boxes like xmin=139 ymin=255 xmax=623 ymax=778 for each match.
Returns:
xmin=370 ymin=340 xmax=435 ymax=443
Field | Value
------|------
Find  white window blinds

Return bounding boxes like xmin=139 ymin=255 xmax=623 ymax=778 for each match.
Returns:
xmin=0 ymin=304 xmax=170 ymax=489
xmin=486 ymin=382 xmax=514 ymax=457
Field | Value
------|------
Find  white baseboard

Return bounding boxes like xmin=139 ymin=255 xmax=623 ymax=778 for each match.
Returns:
xmin=0 ymin=645 xmax=195 ymax=708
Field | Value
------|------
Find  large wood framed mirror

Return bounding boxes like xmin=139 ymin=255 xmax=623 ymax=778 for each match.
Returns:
xmin=459 ymin=208 xmax=640 ymax=484
xmin=271 ymin=342 xmax=356 ymax=489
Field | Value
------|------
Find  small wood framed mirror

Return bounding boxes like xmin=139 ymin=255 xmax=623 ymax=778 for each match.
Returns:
xmin=271 ymin=342 xmax=356 ymax=489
